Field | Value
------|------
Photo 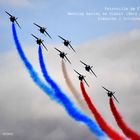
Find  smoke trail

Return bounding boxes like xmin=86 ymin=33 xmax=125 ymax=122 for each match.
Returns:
xmin=80 ymin=81 xmax=125 ymax=140
xmin=38 ymin=46 xmax=108 ymax=140
xmin=110 ymin=98 xmax=140 ymax=139
xmin=12 ymin=23 xmax=107 ymax=140
xmin=12 ymin=24 xmax=57 ymax=99
xmin=61 ymin=59 xmax=89 ymax=113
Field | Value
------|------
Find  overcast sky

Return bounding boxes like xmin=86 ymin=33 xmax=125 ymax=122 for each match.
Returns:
xmin=0 ymin=0 xmax=140 ymax=140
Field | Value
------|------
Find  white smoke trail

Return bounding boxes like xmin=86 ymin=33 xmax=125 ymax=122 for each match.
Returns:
xmin=61 ymin=59 xmax=90 ymax=114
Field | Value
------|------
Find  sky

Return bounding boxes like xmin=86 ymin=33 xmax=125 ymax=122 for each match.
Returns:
xmin=0 ymin=0 xmax=140 ymax=140
xmin=1 ymin=0 xmax=140 ymax=52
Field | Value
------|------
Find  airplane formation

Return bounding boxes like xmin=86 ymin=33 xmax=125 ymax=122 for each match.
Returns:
xmin=5 ymin=11 xmax=119 ymax=103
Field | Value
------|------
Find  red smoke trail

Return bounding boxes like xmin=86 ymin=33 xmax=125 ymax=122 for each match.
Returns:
xmin=80 ymin=81 xmax=124 ymax=140
xmin=110 ymin=98 xmax=140 ymax=140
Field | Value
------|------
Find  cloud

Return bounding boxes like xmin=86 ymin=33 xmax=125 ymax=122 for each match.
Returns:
xmin=0 ymin=47 xmax=97 ymax=140
xmin=75 ymin=29 xmax=140 ymax=133
xmin=0 ymin=29 xmax=140 ymax=139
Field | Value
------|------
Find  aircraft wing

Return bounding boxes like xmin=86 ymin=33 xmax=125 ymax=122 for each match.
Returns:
xmin=58 ymin=35 xmax=66 ymax=41
xmin=54 ymin=48 xmax=61 ymax=53
xmin=42 ymin=42 xmax=48 ymax=51
xmin=83 ymin=78 xmax=89 ymax=87
xmin=5 ymin=11 xmax=12 ymax=17
xmin=90 ymin=68 xmax=97 ymax=77
xmin=31 ymin=34 xmax=38 ymax=40
xmin=33 ymin=23 xmax=42 ymax=28
xmin=45 ymin=31 xmax=52 ymax=39
xmin=80 ymin=60 xmax=87 ymax=66
xmin=112 ymin=95 xmax=119 ymax=103
xmin=69 ymin=43 xmax=76 ymax=52
xmin=102 ymin=86 xmax=110 ymax=92
xmin=64 ymin=55 xmax=71 ymax=64
xmin=15 ymin=19 xmax=21 ymax=29
xmin=74 ymin=70 xmax=81 ymax=76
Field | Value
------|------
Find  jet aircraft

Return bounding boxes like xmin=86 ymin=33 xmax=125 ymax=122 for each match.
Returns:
xmin=5 ymin=11 xmax=21 ymax=28
xmin=55 ymin=48 xmax=71 ymax=64
xmin=58 ymin=35 xmax=75 ymax=52
xmin=102 ymin=86 xmax=119 ymax=103
xmin=31 ymin=34 xmax=48 ymax=51
xmin=74 ymin=70 xmax=89 ymax=87
xmin=33 ymin=23 xmax=52 ymax=39
xmin=80 ymin=60 xmax=97 ymax=77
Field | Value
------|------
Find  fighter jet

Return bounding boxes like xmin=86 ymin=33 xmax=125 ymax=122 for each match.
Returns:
xmin=80 ymin=60 xmax=97 ymax=77
xmin=102 ymin=86 xmax=119 ymax=103
xmin=58 ymin=35 xmax=75 ymax=52
xmin=74 ymin=70 xmax=89 ymax=87
xmin=5 ymin=11 xmax=21 ymax=29
xmin=33 ymin=23 xmax=52 ymax=39
xmin=31 ymin=34 xmax=48 ymax=51
xmin=55 ymin=48 xmax=71 ymax=64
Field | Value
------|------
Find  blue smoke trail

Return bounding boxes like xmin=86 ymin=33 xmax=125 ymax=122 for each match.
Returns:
xmin=12 ymin=24 xmax=59 ymax=101
xmin=12 ymin=23 xmax=107 ymax=140
xmin=38 ymin=46 xmax=108 ymax=139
